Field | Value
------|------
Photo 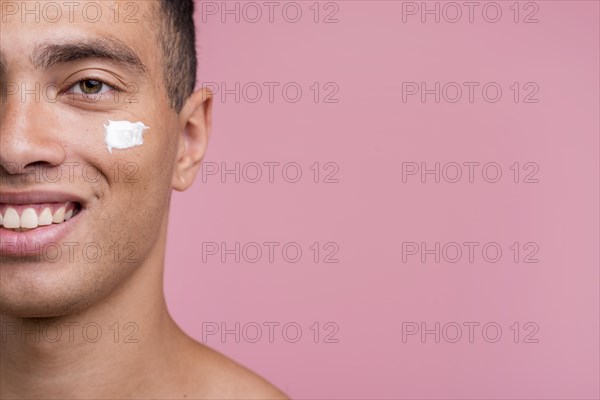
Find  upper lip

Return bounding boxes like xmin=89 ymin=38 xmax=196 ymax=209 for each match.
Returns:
xmin=0 ymin=190 xmax=87 ymax=207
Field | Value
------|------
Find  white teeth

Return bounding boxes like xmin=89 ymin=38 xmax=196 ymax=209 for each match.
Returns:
xmin=64 ymin=209 xmax=73 ymax=221
xmin=1 ymin=204 xmax=78 ymax=230
xmin=52 ymin=207 xmax=66 ymax=224
xmin=20 ymin=208 xmax=38 ymax=229
xmin=3 ymin=208 xmax=20 ymax=229
xmin=38 ymin=208 xmax=53 ymax=226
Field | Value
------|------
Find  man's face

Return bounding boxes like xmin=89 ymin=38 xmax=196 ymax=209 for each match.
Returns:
xmin=0 ymin=1 xmax=184 ymax=317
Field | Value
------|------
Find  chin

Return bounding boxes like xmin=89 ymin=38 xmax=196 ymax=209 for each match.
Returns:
xmin=0 ymin=270 xmax=112 ymax=319
xmin=0 ymin=295 xmax=87 ymax=319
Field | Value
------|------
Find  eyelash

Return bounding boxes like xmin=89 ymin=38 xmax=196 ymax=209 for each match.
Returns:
xmin=62 ymin=77 xmax=121 ymax=99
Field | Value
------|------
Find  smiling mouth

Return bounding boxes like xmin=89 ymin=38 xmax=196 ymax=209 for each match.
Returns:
xmin=0 ymin=202 xmax=83 ymax=232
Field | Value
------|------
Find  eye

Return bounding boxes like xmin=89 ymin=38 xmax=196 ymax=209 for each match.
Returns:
xmin=69 ymin=79 xmax=114 ymax=96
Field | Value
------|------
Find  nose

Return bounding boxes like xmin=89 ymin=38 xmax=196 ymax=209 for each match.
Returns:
xmin=0 ymin=90 xmax=67 ymax=176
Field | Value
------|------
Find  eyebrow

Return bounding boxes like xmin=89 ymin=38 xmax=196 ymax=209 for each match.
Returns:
xmin=28 ymin=37 xmax=148 ymax=76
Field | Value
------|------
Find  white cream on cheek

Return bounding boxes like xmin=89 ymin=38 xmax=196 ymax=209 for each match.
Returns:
xmin=104 ymin=120 xmax=150 ymax=153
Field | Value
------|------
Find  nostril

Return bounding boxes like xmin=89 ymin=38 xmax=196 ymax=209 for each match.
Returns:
xmin=23 ymin=161 xmax=54 ymax=170
xmin=0 ymin=161 xmax=57 ymax=177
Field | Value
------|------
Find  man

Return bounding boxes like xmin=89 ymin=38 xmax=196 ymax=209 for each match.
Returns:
xmin=0 ymin=0 xmax=288 ymax=398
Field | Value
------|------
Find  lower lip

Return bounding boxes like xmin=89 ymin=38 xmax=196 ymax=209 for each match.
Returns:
xmin=0 ymin=210 xmax=84 ymax=257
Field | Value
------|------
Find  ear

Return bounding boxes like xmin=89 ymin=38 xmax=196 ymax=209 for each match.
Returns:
xmin=172 ymin=87 xmax=213 ymax=191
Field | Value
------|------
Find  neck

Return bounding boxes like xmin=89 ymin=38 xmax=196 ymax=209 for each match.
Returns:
xmin=0 ymin=221 xmax=190 ymax=398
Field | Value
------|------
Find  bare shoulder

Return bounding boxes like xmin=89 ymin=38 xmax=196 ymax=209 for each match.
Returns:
xmin=184 ymin=341 xmax=290 ymax=399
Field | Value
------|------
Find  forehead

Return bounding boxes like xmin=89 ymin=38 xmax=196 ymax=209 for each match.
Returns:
xmin=0 ymin=0 xmax=159 ymax=65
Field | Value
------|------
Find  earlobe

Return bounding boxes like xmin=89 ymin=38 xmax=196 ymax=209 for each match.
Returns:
xmin=172 ymin=88 xmax=213 ymax=192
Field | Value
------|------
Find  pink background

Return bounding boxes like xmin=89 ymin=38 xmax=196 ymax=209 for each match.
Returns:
xmin=165 ymin=1 xmax=599 ymax=398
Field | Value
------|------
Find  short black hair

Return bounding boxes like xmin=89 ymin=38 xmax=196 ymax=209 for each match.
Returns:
xmin=156 ymin=0 xmax=197 ymax=112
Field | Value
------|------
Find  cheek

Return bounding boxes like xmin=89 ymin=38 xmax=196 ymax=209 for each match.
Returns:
xmin=60 ymin=111 xmax=178 ymax=226
xmin=94 ymin=120 xmax=178 ymax=236
xmin=53 ymin=113 xmax=178 ymax=256
xmin=67 ymin=114 xmax=178 ymax=188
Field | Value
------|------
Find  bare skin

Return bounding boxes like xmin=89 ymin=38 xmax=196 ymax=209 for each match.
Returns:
xmin=0 ymin=1 xmax=288 ymax=398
